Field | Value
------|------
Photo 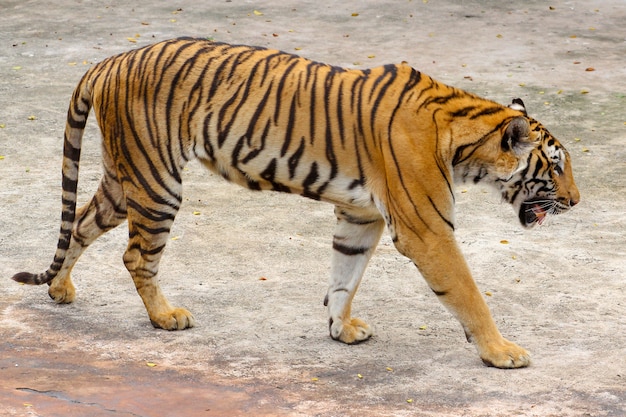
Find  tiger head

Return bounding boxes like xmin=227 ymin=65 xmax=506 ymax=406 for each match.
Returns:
xmin=498 ymin=99 xmax=580 ymax=228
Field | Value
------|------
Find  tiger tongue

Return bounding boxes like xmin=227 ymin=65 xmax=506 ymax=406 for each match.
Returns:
xmin=532 ymin=204 xmax=547 ymax=225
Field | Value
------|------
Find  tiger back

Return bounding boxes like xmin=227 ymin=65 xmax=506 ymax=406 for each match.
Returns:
xmin=12 ymin=38 xmax=579 ymax=369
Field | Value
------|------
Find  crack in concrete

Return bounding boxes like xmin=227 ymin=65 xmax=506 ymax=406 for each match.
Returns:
xmin=15 ymin=388 xmax=145 ymax=417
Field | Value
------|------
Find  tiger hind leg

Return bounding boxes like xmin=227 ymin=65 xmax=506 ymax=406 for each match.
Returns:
xmin=325 ymin=206 xmax=385 ymax=344
xmin=48 ymin=170 xmax=127 ymax=303
xmin=121 ymin=180 xmax=194 ymax=331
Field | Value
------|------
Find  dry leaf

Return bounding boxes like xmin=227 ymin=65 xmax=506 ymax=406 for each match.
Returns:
xmin=500 ymin=240 xmax=509 ymax=244
xmin=27 ymin=115 xmax=36 ymax=120
xmin=127 ymin=37 xmax=137 ymax=43
xmin=253 ymin=10 xmax=263 ymax=16
xmin=419 ymin=325 xmax=427 ymax=330
xmin=367 ymin=54 xmax=375 ymax=59
xmin=193 ymin=211 xmax=201 ymax=215
xmin=311 ymin=377 xmax=318 ymax=381
xmin=485 ymin=291 xmax=493 ymax=297
xmin=407 ymin=399 xmax=414 ymax=403
xmin=386 ymin=367 xmax=393 ymax=372
xmin=0 ymin=124 xmax=5 ymax=128
xmin=357 ymin=373 xmax=363 ymax=379
xmin=146 ymin=362 xmax=157 ymax=367
xmin=585 ymin=67 xmax=595 ymax=72
xmin=580 ymin=89 xmax=589 ymax=94
xmin=351 ymin=12 xmax=359 ymax=17
xmin=259 ymin=277 xmax=267 ymax=281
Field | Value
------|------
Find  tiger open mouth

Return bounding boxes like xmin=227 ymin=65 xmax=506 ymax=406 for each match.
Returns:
xmin=519 ymin=199 xmax=552 ymax=228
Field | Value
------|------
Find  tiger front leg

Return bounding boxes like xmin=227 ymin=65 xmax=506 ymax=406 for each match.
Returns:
xmin=325 ymin=207 xmax=385 ymax=344
xmin=399 ymin=233 xmax=530 ymax=369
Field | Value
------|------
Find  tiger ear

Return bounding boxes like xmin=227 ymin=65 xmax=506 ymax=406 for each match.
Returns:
xmin=501 ymin=117 xmax=534 ymax=155
xmin=508 ymin=98 xmax=527 ymax=116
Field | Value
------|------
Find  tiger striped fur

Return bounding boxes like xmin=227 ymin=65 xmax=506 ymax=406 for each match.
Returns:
xmin=12 ymin=38 xmax=580 ymax=368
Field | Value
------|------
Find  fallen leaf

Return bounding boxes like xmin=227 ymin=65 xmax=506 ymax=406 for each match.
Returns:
xmin=294 ymin=47 xmax=302 ymax=51
xmin=259 ymin=277 xmax=267 ymax=281
xmin=500 ymin=240 xmax=509 ymax=244
xmin=485 ymin=291 xmax=493 ymax=297
xmin=12 ymin=66 xmax=22 ymax=70
xmin=141 ymin=22 xmax=150 ymax=26
xmin=357 ymin=373 xmax=363 ymax=379
xmin=570 ymin=35 xmax=577 ymax=38
xmin=580 ymin=89 xmax=589 ymax=94
xmin=582 ymin=147 xmax=589 ymax=153
xmin=419 ymin=325 xmax=427 ymax=330
xmin=573 ymin=61 xmax=581 ymax=64
xmin=407 ymin=399 xmax=414 ymax=403
xmin=0 ymin=124 xmax=5 ymax=128
xmin=367 ymin=54 xmax=375 ymax=59
xmin=351 ymin=12 xmax=359 ymax=17
xmin=146 ymin=362 xmax=157 ymax=367
xmin=253 ymin=10 xmax=263 ymax=16
xmin=496 ymin=34 xmax=503 ymax=38
xmin=311 ymin=377 xmax=318 ymax=381
xmin=585 ymin=67 xmax=595 ymax=71
xmin=27 ymin=115 xmax=36 ymax=120
xmin=127 ymin=37 xmax=137 ymax=43
xmin=386 ymin=367 xmax=393 ymax=372
xmin=68 ymin=62 xmax=77 ymax=66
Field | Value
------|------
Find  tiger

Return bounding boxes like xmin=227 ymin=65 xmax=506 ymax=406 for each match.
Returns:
xmin=12 ymin=37 xmax=580 ymax=369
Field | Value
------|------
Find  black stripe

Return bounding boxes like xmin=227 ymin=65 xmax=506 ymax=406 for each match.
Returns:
xmin=431 ymin=288 xmax=448 ymax=297
xmin=287 ymin=137 xmax=305 ymax=179
xmin=332 ymin=241 xmax=368 ymax=256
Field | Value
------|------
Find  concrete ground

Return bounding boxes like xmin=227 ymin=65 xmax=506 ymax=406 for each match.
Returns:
xmin=1 ymin=0 xmax=625 ymax=416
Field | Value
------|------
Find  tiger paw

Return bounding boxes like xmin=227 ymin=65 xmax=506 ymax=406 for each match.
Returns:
xmin=149 ymin=308 xmax=195 ymax=330
xmin=478 ymin=338 xmax=531 ymax=369
xmin=48 ymin=278 xmax=76 ymax=304
xmin=329 ymin=317 xmax=373 ymax=344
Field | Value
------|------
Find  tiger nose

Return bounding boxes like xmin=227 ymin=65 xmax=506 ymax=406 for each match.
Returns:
xmin=569 ymin=189 xmax=580 ymax=207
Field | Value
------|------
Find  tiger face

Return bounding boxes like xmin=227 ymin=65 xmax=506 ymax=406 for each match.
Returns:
xmin=499 ymin=107 xmax=580 ymax=228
